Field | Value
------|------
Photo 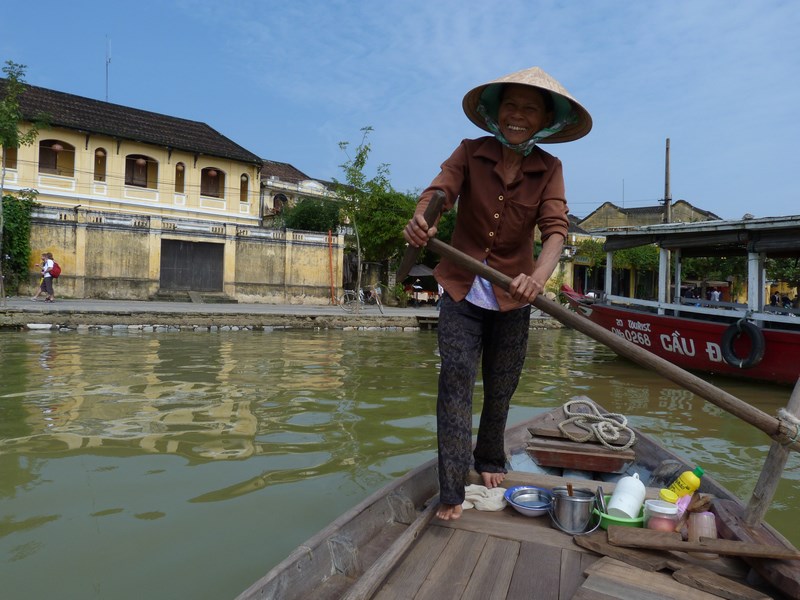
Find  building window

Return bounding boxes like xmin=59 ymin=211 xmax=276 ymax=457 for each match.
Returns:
xmin=125 ymin=154 xmax=157 ymax=188
xmin=94 ymin=148 xmax=107 ymax=182
xmin=201 ymin=167 xmax=225 ymax=198
xmin=175 ymin=163 xmax=185 ymax=193
xmin=1 ymin=146 xmax=17 ymax=170
xmin=39 ymin=140 xmax=75 ymax=176
xmin=239 ymin=174 xmax=249 ymax=203
xmin=273 ymin=194 xmax=288 ymax=214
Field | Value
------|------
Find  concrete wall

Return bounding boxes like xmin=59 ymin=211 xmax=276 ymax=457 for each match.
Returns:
xmin=29 ymin=206 xmax=344 ymax=304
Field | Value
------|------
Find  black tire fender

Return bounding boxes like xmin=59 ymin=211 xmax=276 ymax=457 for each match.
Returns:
xmin=720 ymin=320 xmax=765 ymax=369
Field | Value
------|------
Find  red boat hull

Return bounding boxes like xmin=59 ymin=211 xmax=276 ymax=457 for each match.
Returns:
xmin=562 ymin=291 xmax=800 ymax=385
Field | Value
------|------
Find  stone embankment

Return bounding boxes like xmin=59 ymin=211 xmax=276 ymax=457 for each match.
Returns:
xmin=0 ymin=298 xmax=562 ymax=332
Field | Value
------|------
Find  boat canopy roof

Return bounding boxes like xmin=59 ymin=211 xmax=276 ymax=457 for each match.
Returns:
xmin=601 ymin=214 xmax=800 ymax=257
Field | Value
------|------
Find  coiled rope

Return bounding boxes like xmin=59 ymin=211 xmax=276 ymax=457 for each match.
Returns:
xmin=778 ymin=408 xmax=800 ymax=446
xmin=558 ymin=398 xmax=636 ymax=451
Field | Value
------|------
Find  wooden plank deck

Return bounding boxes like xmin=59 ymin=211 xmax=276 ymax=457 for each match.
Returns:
xmin=237 ymin=408 xmax=797 ymax=600
xmin=370 ymin=504 xmax=779 ymax=600
xmin=374 ymin=505 xmax=600 ymax=599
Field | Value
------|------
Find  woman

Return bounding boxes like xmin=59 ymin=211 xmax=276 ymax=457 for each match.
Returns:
xmin=403 ymin=66 xmax=591 ymax=520
xmin=42 ymin=252 xmax=56 ymax=303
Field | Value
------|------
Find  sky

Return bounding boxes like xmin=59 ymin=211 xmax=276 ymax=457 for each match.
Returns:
xmin=2 ymin=0 xmax=798 ymax=221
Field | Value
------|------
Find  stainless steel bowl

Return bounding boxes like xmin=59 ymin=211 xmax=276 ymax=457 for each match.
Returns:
xmin=504 ymin=486 xmax=553 ymax=517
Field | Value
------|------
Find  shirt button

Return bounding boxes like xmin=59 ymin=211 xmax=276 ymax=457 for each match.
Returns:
xmin=498 ymin=195 xmax=504 ymax=201
xmin=494 ymin=213 xmax=500 ymax=219
xmin=485 ymin=247 xmax=490 ymax=253
xmin=488 ymin=232 xmax=494 ymax=237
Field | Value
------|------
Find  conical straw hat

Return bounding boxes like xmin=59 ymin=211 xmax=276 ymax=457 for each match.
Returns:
xmin=462 ymin=66 xmax=592 ymax=143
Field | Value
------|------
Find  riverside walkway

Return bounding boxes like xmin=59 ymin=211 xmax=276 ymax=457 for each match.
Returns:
xmin=0 ymin=297 xmax=559 ymax=331
xmin=0 ymin=296 xmax=440 ymax=331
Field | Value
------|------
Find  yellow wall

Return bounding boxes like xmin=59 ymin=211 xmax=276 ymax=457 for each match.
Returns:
xmin=29 ymin=207 xmax=345 ymax=303
xmin=7 ymin=123 xmax=347 ymax=303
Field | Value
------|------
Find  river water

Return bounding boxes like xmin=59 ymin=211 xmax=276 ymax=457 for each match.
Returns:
xmin=1 ymin=327 xmax=797 ymax=599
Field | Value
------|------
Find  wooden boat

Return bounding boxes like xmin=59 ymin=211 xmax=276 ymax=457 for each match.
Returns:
xmin=562 ymin=215 xmax=800 ymax=385
xmin=236 ymin=399 xmax=800 ymax=600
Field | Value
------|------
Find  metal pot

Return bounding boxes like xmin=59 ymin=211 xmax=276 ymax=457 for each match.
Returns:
xmin=549 ymin=486 xmax=600 ymax=535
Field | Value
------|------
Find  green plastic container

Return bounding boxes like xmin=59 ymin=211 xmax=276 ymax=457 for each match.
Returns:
xmin=593 ymin=494 xmax=644 ymax=529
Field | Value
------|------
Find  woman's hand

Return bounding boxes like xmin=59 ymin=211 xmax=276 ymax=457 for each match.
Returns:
xmin=403 ymin=213 xmax=438 ymax=248
xmin=508 ymin=273 xmax=545 ymax=303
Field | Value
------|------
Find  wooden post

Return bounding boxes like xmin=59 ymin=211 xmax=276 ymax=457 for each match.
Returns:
xmin=745 ymin=377 xmax=800 ymax=526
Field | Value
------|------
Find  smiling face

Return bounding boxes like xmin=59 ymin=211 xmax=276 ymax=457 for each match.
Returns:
xmin=497 ymin=84 xmax=553 ymax=145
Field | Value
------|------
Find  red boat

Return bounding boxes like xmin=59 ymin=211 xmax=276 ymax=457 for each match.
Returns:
xmin=562 ymin=215 xmax=800 ymax=385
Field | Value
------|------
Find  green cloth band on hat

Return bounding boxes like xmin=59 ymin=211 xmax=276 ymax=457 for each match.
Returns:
xmin=477 ymin=85 xmax=578 ymax=156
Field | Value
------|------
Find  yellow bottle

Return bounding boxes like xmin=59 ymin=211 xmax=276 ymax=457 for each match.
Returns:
xmin=668 ymin=466 xmax=704 ymax=498
xmin=659 ymin=488 xmax=678 ymax=504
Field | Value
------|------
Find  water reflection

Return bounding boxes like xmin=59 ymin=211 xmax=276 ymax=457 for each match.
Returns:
xmin=0 ymin=328 xmax=797 ymax=600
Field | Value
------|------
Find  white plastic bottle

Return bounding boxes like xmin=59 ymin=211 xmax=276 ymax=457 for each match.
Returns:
xmin=607 ymin=473 xmax=645 ymax=519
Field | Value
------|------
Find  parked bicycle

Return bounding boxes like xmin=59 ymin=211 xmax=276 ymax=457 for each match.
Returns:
xmin=338 ymin=284 xmax=384 ymax=314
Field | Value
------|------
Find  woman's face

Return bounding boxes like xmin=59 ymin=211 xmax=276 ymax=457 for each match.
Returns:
xmin=497 ymin=85 xmax=553 ymax=145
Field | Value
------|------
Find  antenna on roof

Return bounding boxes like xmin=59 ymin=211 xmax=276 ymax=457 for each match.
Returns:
xmin=105 ymin=35 xmax=111 ymax=102
xmin=663 ymin=138 xmax=671 ymax=224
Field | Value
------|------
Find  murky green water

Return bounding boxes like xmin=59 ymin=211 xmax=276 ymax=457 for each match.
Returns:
xmin=1 ymin=328 xmax=797 ymax=599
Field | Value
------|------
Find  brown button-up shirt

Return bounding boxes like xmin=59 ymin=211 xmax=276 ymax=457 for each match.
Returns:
xmin=415 ymin=137 xmax=569 ymax=312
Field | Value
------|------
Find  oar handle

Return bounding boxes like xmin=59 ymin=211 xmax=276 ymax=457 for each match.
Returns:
xmin=424 ymin=236 xmax=800 ymax=452
xmin=395 ymin=191 xmax=446 ymax=282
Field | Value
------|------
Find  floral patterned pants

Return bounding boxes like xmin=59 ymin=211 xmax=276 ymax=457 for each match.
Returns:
xmin=436 ymin=294 xmax=530 ymax=505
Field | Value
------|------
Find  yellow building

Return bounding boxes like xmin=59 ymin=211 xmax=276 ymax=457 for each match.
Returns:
xmin=1 ymin=80 xmax=343 ymax=303
xmin=578 ymin=200 xmax=720 ymax=231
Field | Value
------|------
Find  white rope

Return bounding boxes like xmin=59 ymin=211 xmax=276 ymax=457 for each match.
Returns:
xmin=557 ymin=398 xmax=636 ymax=452
xmin=778 ymin=408 xmax=800 ymax=446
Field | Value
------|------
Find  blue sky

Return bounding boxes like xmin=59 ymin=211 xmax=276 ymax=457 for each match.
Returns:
xmin=3 ymin=0 xmax=798 ymax=220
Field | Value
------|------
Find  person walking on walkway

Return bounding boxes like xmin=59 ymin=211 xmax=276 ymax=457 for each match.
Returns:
xmin=404 ymin=66 xmax=591 ymax=520
xmin=42 ymin=252 xmax=56 ymax=303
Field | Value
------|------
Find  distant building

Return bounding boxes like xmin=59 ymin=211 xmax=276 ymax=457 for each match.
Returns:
xmin=578 ymin=200 xmax=721 ymax=231
xmin=0 ymin=79 xmax=343 ymax=303
xmin=260 ymin=159 xmax=334 ymax=221
xmin=562 ymin=200 xmax=722 ymax=298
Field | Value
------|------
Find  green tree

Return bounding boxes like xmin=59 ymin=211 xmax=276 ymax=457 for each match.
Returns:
xmin=283 ymin=196 xmax=341 ymax=232
xmin=575 ymin=238 xmax=605 ymax=270
xmin=353 ymin=188 xmax=416 ymax=263
xmin=1 ymin=61 xmax=45 ymax=303
xmin=615 ymin=245 xmax=659 ymax=271
xmin=333 ymin=127 xmax=392 ymax=295
xmin=767 ymin=257 xmax=800 ymax=290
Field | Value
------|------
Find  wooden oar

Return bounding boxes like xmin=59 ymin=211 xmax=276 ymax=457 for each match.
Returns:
xmin=398 ymin=193 xmax=800 ymax=452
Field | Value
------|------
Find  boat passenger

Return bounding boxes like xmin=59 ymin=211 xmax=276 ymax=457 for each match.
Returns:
xmin=404 ymin=66 xmax=591 ymax=520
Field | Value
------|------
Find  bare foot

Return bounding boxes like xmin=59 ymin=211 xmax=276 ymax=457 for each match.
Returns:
xmin=436 ymin=503 xmax=463 ymax=521
xmin=481 ymin=471 xmax=506 ymax=489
